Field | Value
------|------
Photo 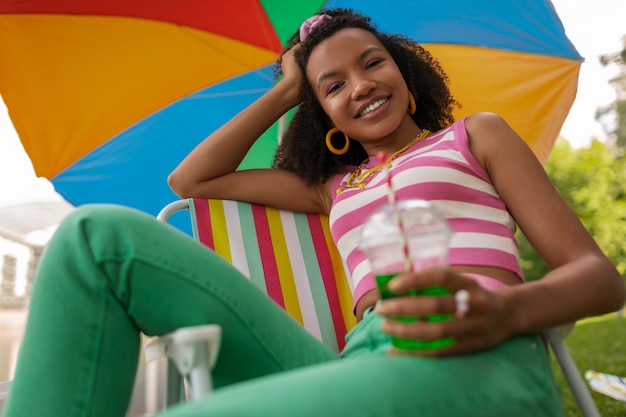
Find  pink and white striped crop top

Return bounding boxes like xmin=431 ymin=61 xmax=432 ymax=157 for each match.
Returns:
xmin=329 ymin=118 xmax=522 ymax=310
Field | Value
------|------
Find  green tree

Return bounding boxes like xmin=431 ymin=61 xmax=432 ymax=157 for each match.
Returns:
xmin=597 ymin=36 xmax=626 ymax=149
xmin=517 ymin=139 xmax=626 ymax=280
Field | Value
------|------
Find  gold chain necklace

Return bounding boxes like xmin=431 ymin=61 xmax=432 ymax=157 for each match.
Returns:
xmin=337 ymin=129 xmax=431 ymax=195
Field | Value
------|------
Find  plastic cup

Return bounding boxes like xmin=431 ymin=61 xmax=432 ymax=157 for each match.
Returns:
xmin=359 ymin=199 xmax=454 ymax=350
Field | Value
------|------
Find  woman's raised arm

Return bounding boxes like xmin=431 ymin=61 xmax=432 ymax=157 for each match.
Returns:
xmin=167 ymin=47 xmax=331 ymax=213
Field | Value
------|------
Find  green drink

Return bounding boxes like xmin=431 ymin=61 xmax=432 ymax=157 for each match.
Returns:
xmin=375 ymin=274 xmax=454 ymax=350
xmin=375 ymin=273 xmax=401 ymax=300
xmin=360 ymin=200 xmax=454 ymax=351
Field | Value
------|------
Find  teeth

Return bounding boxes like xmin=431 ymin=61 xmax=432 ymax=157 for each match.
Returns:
xmin=359 ymin=98 xmax=387 ymax=117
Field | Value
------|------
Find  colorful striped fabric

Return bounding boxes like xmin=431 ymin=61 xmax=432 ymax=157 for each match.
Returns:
xmin=585 ymin=370 xmax=626 ymax=402
xmin=190 ymin=199 xmax=356 ymax=352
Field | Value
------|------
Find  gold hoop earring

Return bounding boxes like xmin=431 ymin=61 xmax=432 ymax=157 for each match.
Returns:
xmin=325 ymin=127 xmax=350 ymax=155
xmin=408 ymin=91 xmax=416 ymax=115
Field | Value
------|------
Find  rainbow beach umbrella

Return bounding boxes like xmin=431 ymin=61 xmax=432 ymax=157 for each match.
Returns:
xmin=0 ymin=1 xmax=581 ymax=232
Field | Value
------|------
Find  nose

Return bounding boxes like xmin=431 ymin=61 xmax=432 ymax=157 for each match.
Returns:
xmin=351 ymin=76 xmax=376 ymax=100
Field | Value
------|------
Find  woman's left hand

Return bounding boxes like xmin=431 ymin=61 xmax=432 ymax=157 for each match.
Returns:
xmin=374 ymin=267 xmax=515 ymax=357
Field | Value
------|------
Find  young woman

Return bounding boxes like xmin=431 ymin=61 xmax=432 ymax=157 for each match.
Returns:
xmin=5 ymin=9 xmax=623 ymax=417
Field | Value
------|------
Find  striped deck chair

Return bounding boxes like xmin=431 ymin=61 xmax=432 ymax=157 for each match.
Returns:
xmin=187 ymin=198 xmax=356 ymax=351
xmin=149 ymin=199 xmax=601 ymax=417
xmin=145 ymin=198 xmax=357 ymax=406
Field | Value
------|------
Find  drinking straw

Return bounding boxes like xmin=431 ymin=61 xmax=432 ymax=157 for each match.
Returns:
xmin=380 ymin=151 xmax=396 ymax=206
xmin=380 ymin=152 xmax=412 ymax=272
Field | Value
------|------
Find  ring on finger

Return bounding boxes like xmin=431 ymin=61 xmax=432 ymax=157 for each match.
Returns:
xmin=455 ymin=289 xmax=470 ymax=318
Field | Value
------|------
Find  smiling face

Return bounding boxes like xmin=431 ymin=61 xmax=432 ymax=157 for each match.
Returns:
xmin=305 ymin=28 xmax=419 ymax=155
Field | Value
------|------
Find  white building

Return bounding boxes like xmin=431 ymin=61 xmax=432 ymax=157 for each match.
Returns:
xmin=0 ymin=201 xmax=73 ymax=387
xmin=0 ymin=201 xmax=74 ymax=309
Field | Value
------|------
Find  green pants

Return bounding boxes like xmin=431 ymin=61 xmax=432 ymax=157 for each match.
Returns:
xmin=4 ymin=205 xmax=565 ymax=417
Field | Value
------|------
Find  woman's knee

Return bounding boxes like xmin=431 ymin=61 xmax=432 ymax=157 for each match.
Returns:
xmin=61 ymin=204 xmax=150 ymax=232
xmin=50 ymin=204 xmax=153 ymax=251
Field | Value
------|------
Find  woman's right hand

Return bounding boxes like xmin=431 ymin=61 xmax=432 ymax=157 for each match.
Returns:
xmin=278 ymin=44 xmax=305 ymax=104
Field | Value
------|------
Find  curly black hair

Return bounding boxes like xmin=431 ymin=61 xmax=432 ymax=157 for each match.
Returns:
xmin=272 ymin=8 xmax=459 ymax=185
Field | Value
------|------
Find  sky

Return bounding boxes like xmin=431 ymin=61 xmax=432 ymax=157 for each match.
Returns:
xmin=0 ymin=0 xmax=625 ymax=209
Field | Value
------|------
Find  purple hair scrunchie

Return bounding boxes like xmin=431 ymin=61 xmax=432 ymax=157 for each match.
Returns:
xmin=299 ymin=14 xmax=332 ymax=43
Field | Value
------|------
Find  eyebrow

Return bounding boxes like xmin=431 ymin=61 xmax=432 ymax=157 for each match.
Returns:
xmin=316 ymin=46 xmax=386 ymax=91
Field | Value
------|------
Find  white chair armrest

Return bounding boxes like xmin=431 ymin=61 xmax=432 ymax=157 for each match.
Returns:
xmin=144 ymin=324 xmax=222 ymax=401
